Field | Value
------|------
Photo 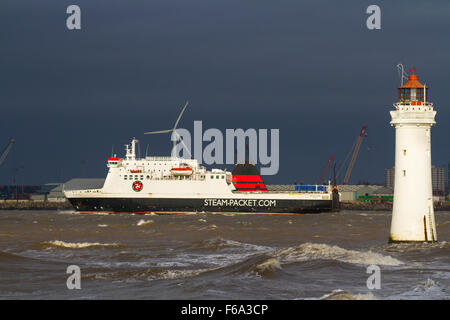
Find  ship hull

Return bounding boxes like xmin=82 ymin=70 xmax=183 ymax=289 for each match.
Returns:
xmin=67 ymin=197 xmax=332 ymax=214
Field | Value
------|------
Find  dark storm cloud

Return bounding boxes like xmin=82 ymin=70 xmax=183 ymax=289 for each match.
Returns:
xmin=0 ymin=0 xmax=449 ymax=185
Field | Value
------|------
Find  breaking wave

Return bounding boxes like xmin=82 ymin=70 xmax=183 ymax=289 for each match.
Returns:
xmin=147 ymin=269 xmax=211 ymax=280
xmin=191 ymin=237 xmax=272 ymax=252
xmin=43 ymin=240 xmax=121 ymax=249
xmin=89 ymin=253 xmax=284 ymax=282
xmin=387 ymin=279 xmax=449 ymax=300
xmin=196 ymin=254 xmax=283 ymax=279
xmin=137 ymin=219 xmax=154 ymax=226
xmin=86 ymin=267 xmax=215 ymax=281
xmin=274 ymin=243 xmax=403 ymax=266
xmin=252 ymin=257 xmax=281 ymax=277
xmin=318 ymin=289 xmax=377 ymax=300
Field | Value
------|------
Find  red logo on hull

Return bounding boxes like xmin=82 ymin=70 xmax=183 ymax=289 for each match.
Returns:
xmin=132 ymin=181 xmax=143 ymax=192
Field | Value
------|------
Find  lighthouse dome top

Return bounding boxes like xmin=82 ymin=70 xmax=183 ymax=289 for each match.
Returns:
xmin=399 ymin=67 xmax=424 ymax=89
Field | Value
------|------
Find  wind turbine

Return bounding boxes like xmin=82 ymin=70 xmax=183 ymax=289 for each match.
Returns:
xmin=0 ymin=139 xmax=15 ymax=167
xmin=144 ymin=101 xmax=192 ymax=158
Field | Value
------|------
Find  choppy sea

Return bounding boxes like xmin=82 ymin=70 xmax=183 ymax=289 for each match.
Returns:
xmin=0 ymin=210 xmax=449 ymax=300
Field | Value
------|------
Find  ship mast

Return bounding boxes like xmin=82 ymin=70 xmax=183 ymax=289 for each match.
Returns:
xmin=125 ymin=138 xmax=138 ymax=161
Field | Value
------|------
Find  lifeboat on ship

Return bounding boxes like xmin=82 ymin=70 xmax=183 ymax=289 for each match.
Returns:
xmin=171 ymin=164 xmax=193 ymax=176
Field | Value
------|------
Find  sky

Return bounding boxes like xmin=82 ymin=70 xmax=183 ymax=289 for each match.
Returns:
xmin=0 ymin=0 xmax=449 ymax=186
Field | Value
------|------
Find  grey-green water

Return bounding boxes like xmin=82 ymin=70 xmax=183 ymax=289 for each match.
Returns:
xmin=0 ymin=210 xmax=449 ymax=299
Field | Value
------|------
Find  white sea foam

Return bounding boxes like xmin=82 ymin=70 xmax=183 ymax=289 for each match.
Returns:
xmin=414 ymin=278 xmax=439 ymax=292
xmin=387 ymin=279 xmax=449 ymax=300
xmin=275 ymin=243 xmax=403 ymax=266
xmin=319 ymin=289 xmax=377 ymax=300
xmin=202 ymin=237 xmax=273 ymax=252
xmin=254 ymin=258 xmax=281 ymax=274
xmin=156 ymin=261 xmax=192 ymax=268
xmin=145 ymin=268 xmax=215 ymax=281
xmin=44 ymin=240 xmax=120 ymax=248
xmin=57 ymin=210 xmax=78 ymax=215
xmin=137 ymin=219 xmax=154 ymax=226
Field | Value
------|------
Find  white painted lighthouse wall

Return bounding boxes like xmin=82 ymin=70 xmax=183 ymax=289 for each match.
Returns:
xmin=390 ymin=110 xmax=437 ymax=242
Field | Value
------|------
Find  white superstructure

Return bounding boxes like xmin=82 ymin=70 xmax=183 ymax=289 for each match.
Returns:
xmin=389 ymin=68 xmax=437 ymax=242
xmin=64 ymin=137 xmax=331 ymax=203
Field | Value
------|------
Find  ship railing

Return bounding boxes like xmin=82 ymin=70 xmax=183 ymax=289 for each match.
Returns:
xmin=148 ymin=174 xmax=206 ymax=181
xmin=265 ymin=185 xmax=329 ymax=193
xmin=265 ymin=191 xmax=328 ymax=194
xmin=293 ymin=185 xmax=328 ymax=192
xmin=232 ymin=190 xmax=329 ymax=194
xmin=64 ymin=189 xmax=102 ymax=194
xmin=144 ymin=156 xmax=175 ymax=161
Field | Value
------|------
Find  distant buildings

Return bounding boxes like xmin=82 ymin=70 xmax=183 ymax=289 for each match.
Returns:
xmin=432 ymin=167 xmax=446 ymax=196
xmin=0 ymin=183 xmax=64 ymax=200
xmin=385 ymin=166 xmax=447 ymax=196
xmin=0 ymin=179 xmax=105 ymax=201
xmin=385 ymin=167 xmax=395 ymax=190
xmin=337 ymin=185 xmax=393 ymax=201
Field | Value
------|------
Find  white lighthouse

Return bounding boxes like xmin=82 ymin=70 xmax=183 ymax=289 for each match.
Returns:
xmin=389 ymin=67 xmax=437 ymax=242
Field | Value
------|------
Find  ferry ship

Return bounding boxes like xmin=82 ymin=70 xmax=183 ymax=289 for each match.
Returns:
xmin=64 ymin=138 xmax=339 ymax=214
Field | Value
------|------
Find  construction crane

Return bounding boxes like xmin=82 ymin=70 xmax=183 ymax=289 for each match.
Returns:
xmin=0 ymin=139 xmax=15 ymax=167
xmin=317 ymin=155 xmax=334 ymax=185
xmin=342 ymin=126 xmax=368 ymax=185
